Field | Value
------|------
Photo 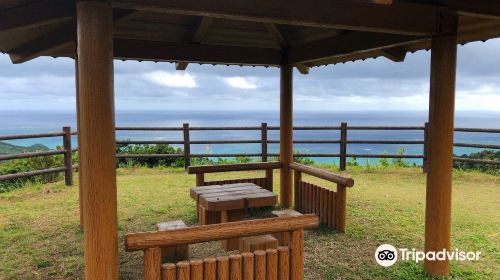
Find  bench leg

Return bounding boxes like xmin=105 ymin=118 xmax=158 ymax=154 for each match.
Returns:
xmin=220 ymin=209 xmax=244 ymax=251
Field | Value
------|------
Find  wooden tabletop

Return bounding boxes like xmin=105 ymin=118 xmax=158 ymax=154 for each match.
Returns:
xmin=190 ymin=183 xmax=277 ymax=211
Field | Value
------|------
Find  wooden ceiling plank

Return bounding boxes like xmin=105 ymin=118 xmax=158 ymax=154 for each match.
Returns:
xmin=111 ymin=0 xmax=439 ymax=35
xmin=8 ymin=9 xmax=137 ymax=64
xmin=287 ymin=31 xmax=422 ymax=64
xmin=177 ymin=16 xmax=214 ymax=70
xmin=380 ymin=46 xmax=407 ymax=62
xmin=0 ymin=0 xmax=75 ymax=34
xmin=114 ymin=39 xmax=281 ymax=66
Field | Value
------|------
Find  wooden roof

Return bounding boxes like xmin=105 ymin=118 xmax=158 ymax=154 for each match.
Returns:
xmin=1 ymin=0 xmax=500 ymax=71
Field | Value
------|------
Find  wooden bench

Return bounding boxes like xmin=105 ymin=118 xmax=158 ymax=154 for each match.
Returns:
xmin=155 ymin=220 xmax=189 ymax=262
xmin=240 ymin=234 xmax=278 ymax=252
xmin=125 ymin=215 xmax=320 ymax=280
xmin=272 ymin=209 xmax=303 ymax=246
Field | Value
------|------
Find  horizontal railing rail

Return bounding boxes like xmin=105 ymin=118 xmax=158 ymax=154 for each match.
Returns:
xmin=1 ymin=123 xmax=499 ymax=184
xmin=290 ymin=162 xmax=354 ymax=187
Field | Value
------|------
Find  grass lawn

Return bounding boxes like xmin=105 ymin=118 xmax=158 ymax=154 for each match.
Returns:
xmin=0 ymin=167 xmax=498 ymax=279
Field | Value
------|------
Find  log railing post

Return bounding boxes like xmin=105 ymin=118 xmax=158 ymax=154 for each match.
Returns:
xmin=289 ymin=229 xmax=304 ymax=280
xmin=261 ymin=122 xmax=268 ymax=162
xmin=62 ymin=126 xmax=73 ymax=186
xmin=144 ymin=247 xmax=162 ymax=280
xmin=423 ymin=122 xmax=429 ymax=173
xmin=340 ymin=122 xmax=347 ymax=171
xmin=335 ymin=184 xmax=347 ymax=232
xmin=183 ymin=123 xmax=191 ymax=169
xmin=293 ymin=170 xmax=302 ymax=212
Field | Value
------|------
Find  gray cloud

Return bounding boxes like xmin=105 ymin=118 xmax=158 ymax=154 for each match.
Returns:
xmin=0 ymin=38 xmax=499 ymax=112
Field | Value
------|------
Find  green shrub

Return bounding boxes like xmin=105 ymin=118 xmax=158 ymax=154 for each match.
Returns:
xmin=116 ymin=143 xmax=184 ymax=168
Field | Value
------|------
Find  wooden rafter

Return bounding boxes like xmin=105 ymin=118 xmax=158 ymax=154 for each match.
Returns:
xmin=114 ymin=39 xmax=282 ymax=66
xmin=176 ymin=17 xmax=213 ymax=71
xmin=287 ymin=31 xmax=422 ymax=64
xmin=0 ymin=0 xmax=74 ymax=34
xmin=111 ymin=0 xmax=440 ymax=35
xmin=264 ymin=23 xmax=310 ymax=75
xmin=8 ymin=9 xmax=136 ymax=64
xmin=380 ymin=46 xmax=407 ymax=62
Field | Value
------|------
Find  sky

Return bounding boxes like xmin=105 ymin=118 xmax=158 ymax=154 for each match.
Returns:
xmin=0 ymin=38 xmax=499 ymax=112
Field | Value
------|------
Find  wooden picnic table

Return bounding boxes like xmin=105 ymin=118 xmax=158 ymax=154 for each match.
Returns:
xmin=190 ymin=182 xmax=277 ymax=250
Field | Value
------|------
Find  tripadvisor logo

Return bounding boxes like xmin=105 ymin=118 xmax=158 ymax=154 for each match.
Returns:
xmin=375 ymin=244 xmax=481 ymax=267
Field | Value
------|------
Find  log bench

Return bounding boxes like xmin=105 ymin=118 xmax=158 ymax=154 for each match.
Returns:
xmin=272 ymin=209 xmax=303 ymax=246
xmin=155 ymin=220 xmax=189 ymax=262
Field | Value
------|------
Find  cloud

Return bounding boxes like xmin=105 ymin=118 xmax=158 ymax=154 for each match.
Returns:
xmin=143 ymin=71 xmax=197 ymax=88
xmin=221 ymin=77 xmax=258 ymax=89
xmin=0 ymin=38 xmax=499 ymax=112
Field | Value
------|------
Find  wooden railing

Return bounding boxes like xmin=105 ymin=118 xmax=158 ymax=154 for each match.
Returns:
xmin=125 ymin=215 xmax=320 ymax=280
xmin=290 ymin=162 xmax=354 ymax=232
xmin=0 ymin=127 xmax=77 ymax=185
xmin=1 ymin=123 xmax=499 ymax=184
xmin=117 ymin=123 xmax=500 ymax=170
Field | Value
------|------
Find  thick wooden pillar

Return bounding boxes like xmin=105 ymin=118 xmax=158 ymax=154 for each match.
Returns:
xmin=280 ymin=65 xmax=293 ymax=208
xmin=424 ymin=29 xmax=458 ymax=276
xmin=77 ymin=1 xmax=118 ymax=279
xmin=75 ymin=57 xmax=85 ymax=230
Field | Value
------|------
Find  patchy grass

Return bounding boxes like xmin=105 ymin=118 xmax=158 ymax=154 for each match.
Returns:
xmin=0 ymin=167 xmax=498 ymax=279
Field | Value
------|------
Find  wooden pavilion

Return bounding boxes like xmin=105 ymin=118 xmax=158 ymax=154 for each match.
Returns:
xmin=1 ymin=0 xmax=500 ymax=279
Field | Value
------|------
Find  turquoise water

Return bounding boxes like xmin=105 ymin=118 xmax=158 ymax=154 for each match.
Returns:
xmin=1 ymin=110 xmax=499 ymax=165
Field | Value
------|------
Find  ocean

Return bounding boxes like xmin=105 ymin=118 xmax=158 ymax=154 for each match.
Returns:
xmin=1 ymin=110 xmax=499 ymax=165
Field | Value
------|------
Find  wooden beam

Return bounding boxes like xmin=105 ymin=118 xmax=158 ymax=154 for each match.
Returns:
xmin=0 ymin=0 xmax=74 ymax=34
xmin=8 ymin=9 xmax=136 ymax=64
xmin=176 ymin=16 xmax=214 ymax=70
xmin=425 ymin=13 xmax=458 ymax=278
xmin=280 ymin=65 xmax=293 ymax=208
xmin=287 ymin=32 xmax=422 ymax=64
xmin=264 ymin=23 xmax=310 ymax=75
xmin=380 ymin=47 xmax=407 ymax=62
xmin=401 ymin=0 xmax=500 ymax=19
xmin=76 ymin=1 xmax=118 ymax=279
xmin=9 ymin=23 xmax=75 ymax=64
xmin=111 ymin=0 xmax=440 ymax=35
xmin=114 ymin=39 xmax=282 ymax=66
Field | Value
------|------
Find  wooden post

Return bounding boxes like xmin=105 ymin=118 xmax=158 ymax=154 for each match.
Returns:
xmin=335 ymin=184 xmax=346 ymax=232
xmin=261 ymin=123 xmax=268 ymax=162
xmin=280 ymin=65 xmax=293 ymax=208
xmin=144 ymin=247 xmax=162 ymax=280
xmin=177 ymin=261 xmax=190 ymax=280
xmin=277 ymin=247 xmax=290 ymax=280
xmin=196 ymin=173 xmax=205 ymax=186
xmin=254 ymin=250 xmax=266 ymax=280
xmin=241 ymin=252 xmax=254 ymax=280
xmin=62 ymin=126 xmax=73 ymax=186
xmin=293 ymin=170 xmax=302 ymax=211
xmin=340 ymin=122 xmax=347 ymax=171
xmin=190 ymin=259 xmax=203 ymax=280
xmin=183 ymin=123 xmax=191 ymax=169
xmin=423 ymin=122 xmax=429 ymax=173
xmin=161 ymin=263 xmax=176 ymax=280
xmin=217 ymin=256 xmax=230 ymax=280
xmin=425 ymin=21 xmax=458 ymax=277
xmin=229 ymin=254 xmax=242 ymax=280
xmin=266 ymin=249 xmax=278 ymax=280
xmin=204 ymin=258 xmax=217 ymax=280
xmin=76 ymin=1 xmax=118 ymax=279
xmin=289 ymin=229 xmax=304 ymax=279
xmin=75 ymin=57 xmax=84 ymax=229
